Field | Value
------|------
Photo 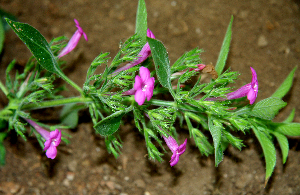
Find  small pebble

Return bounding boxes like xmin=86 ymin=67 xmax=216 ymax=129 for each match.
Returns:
xmin=134 ymin=179 xmax=146 ymax=188
xmin=257 ymin=35 xmax=268 ymax=47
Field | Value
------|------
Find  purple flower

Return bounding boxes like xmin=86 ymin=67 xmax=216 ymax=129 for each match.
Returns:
xmin=162 ymin=135 xmax=187 ymax=166
xmin=226 ymin=67 xmax=258 ymax=104
xmin=25 ymin=119 xmax=61 ymax=159
xmin=112 ymin=29 xmax=156 ymax=75
xmin=206 ymin=67 xmax=258 ymax=104
xmin=134 ymin=66 xmax=155 ymax=105
xmin=58 ymin=19 xmax=88 ymax=58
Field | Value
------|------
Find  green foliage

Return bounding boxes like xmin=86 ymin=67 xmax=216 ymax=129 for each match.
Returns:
xmin=215 ymin=16 xmax=233 ymax=76
xmin=135 ymin=0 xmax=147 ymax=44
xmin=208 ymin=115 xmax=224 ymax=166
xmin=147 ymin=37 xmax=175 ymax=99
xmin=250 ymin=97 xmax=287 ymax=120
xmin=94 ymin=106 xmax=133 ymax=136
xmin=272 ymin=67 xmax=297 ymax=99
xmin=105 ymin=135 xmax=122 ymax=158
xmin=0 ymin=132 xmax=7 ymax=165
xmin=6 ymin=19 xmax=61 ymax=75
xmin=0 ymin=17 xmax=4 ymax=54
xmin=252 ymin=126 xmax=276 ymax=183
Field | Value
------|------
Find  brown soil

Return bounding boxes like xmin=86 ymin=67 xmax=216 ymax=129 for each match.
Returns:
xmin=1 ymin=0 xmax=300 ymax=194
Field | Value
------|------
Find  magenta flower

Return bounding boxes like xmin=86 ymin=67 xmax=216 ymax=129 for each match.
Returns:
xmin=206 ymin=67 xmax=258 ymax=104
xmin=58 ymin=19 xmax=88 ymax=58
xmin=112 ymin=29 xmax=156 ymax=75
xmin=134 ymin=66 xmax=155 ymax=105
xmin=226 ymin=67 xmax=258 ymax=104
xmin=162 ymin=135 xmax=187 ymax=166
xmin=25 ymin=119 xmax=61 ymax=159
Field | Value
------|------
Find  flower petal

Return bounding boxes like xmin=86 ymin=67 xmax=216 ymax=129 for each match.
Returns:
xmin=139 ymin=66 xmax=151 ymax=82
xmin=45 ymin=145 xmax=58 ymax=159
xmin=170 ymin=153 xmax=180 ymax=167
xmin=49 ymin=129 xmax=59 ymax=139
xmin=145 ymin=88 xmax=154 ymax=101
xmin=247 ymin=88 xmax=257 ymax=104
xmin=250 ymin=67 xmax=258 ymax=86
xmin=134 ymin=75 xmax=143 ymax=90
xmin=162 ymin=135 xmax=179 ymax=153
xmin=44 ymin=139 xmax=51 ymax=150
xmin=226 ymin=83 xmax=251 ymax=100
xmin=53 ymin=130 xmax=62 ymax=147
xmin=135 ymin=89 xmax=146 ymax=105
xmin=147 ymin=29 xmax=156 ymax=39
xmin=145 ymin=77 xmax=155 ymax=89
xmin=177 ymin=139 xmax=187 ymax=155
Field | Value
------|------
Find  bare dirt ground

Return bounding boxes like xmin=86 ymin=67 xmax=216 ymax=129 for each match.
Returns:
xmin=0 ymin=0 xmax=300 ymax=194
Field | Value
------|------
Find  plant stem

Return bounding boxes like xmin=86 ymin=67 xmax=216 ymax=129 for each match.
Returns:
xmin=21 ymin=96 xmax=93 ymax=110
xmin=60 ymin=73 xmax=84 ymax=95
xmin=150 ymin=99 xmax=202 ymax=112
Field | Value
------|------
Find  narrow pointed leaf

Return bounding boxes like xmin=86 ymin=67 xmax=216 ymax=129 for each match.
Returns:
xmin=147 ymin=37 xmax=175 ymax=98
xmin=5 ymin=19 xmax=62 ymax=75
xmin=0 ymin=18 xmax=4 ymax=53
xmin=250 ymin=97 xmax=287 ymax=120
xmin=253 ymin=126 xmax=276 ymax=184
xmin=272 ymin=66 xmax=297 ymax=99
xmin=272 ymin=122 xmax=300 ymax=136
xmin=215 ymin=16 xmax=233 ymax=76
xmin=272 ymin=131 xmax=289 ymax=164
xmin=283 ymin=108 xmax=295 ymax=123
xmin=0 ymin=143 xmax=5 ymax=165
xmin=135 ymin=0 xmax=147 ymax=44
xmin=208 ymin=116 xmax=223 ymax=166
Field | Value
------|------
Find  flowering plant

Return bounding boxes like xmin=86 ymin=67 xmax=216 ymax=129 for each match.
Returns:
xmin=0 ymin=0 xmax=299 ymax=185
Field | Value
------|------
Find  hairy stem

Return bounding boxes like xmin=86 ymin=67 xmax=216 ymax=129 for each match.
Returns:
xmin=21 ymin=96 xmax=93 ymax=110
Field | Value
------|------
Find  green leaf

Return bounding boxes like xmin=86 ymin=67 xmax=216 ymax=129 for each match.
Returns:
xmin=94 ymin=106 xmax=133 ymax=136
xmin=0 ymin=17 xmax=4 ymax=54
xmin=135 ymin=0 xmax=147 ymax=44
xmin=272 ymin=122 xmax=300 ymax=136
xmin=272 ymin=67 xmax=297 ymax=99
xmin=215 ymin=16 xmax=233 ymax=76
xmin=0 ymin=143 xmax=6 ymax=166
xmin=271 ymin=131 xmax=289 ymax=164
xmin=6 ymin=19 xmax=83 ymax=93
xmin=253 ymin=126 xmax=276 ymax=183
xmin=147 ymin=37 xmax=175 ymax=98
xmin=208 ymin=115 xmax=223 ymax=166
xmin=0 ymin=132 xmax=7 ymax=142
xmin=283 ymin=108 xmax=295 ymax=123
xmin=223 ymin=131 xmax=244 ymax=150
xmin=94 ymin=111 xmax=125 ymax=136
xmin=5 ymin=19 xmax=62 ymax=75
xmin=250 ymin=97 xmax=287 ymax=120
